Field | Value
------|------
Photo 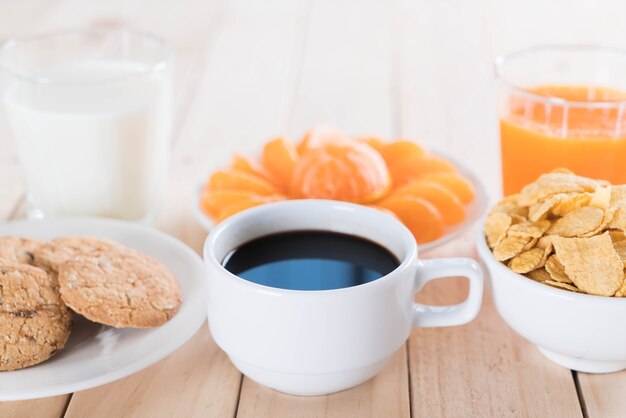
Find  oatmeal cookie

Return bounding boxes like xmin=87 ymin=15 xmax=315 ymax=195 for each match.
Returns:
xmin=0 ymin=236 xmax=42 ymax=265
xmin=33 ymin=236 xmax=122 ymax=272
xmin=0 ymin=264 xmax=72 ymax=371
xmin=58 ymin=248 xmax=182 ymax=328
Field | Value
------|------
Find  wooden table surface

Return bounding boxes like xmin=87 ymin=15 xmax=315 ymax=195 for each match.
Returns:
xmin=2 ymin=0 xmax=626 ymax=416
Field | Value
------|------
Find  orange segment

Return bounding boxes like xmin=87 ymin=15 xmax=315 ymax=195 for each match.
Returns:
xmin=200 ymin=190 xmax=257 ymax=219
xmin=393 ymin=179 xmax=465 ymax=225
xmin=208 ymin=169 xmax=280 ymax=195
xmin=389 ymin=155 xmax=456 ymax=188
xmin=379 ymin=140 xmax=425 ymax=167
xmin=230 ymin=154 xmax=273 ymax=182
xmin=290 ymin=142 xmax=391 ymax=203
xmin=298 ymin=126 xmax=348 ymax=155
xmin=418 ymin=171 xmax=475 ymax=204
xmin=261 ymin=137 xmax=299 ymax=191
xmin=357 ymin=136 xmax=386 ymax=152
xmin=216 ymin=195 xmax=285 ymax=223
xmin=379 ymin=195 xmax=444 ymax=244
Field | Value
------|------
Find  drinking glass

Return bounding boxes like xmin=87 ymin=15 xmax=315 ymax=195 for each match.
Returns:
xmin=0 ymin=28 xmax=171 ymax=221
xmin=495 ymin=45 xmax=626 ymax=195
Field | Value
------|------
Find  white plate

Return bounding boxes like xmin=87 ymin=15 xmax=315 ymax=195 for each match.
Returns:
xmin=191 ymin=153 xmax=488 ymax=253
xmin=0 ymin=218 xmax=207 ymax=401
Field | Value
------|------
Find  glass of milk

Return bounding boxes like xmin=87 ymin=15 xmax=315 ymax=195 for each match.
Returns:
xmin=0 ymin=28 xmax=171 ymax=222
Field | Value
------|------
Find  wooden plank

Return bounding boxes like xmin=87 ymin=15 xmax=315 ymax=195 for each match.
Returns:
xmin=576 ymin=372 xmax=626 ymax=418
xmin=0 ymin=397 xmax=69 ymax=418
xmin=64 ymin=326 xmax=240 ymax=418
xmin=287 ymin=0 xmax=395 ymax=138
xmin=237 ymin=348 xmax=409 ymax=418
xmin=407 ymin=238 xmax=582 ymax=417
xmin=236 ymin=1 xmax=410 ymax=416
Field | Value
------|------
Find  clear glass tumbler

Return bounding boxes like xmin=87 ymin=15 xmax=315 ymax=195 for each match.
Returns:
xmin=495 ymin=45 xmax=626 ymax=196
xmin=0 ymin=28 xmax=171 ymax=221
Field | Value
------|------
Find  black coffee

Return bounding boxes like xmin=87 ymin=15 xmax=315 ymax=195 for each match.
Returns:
xmin=223 ymin=231 xmax=399 ymax=291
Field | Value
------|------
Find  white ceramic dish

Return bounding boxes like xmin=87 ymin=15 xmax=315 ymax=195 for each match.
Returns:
xmin=477 ymin=219 xmax=626 ymax=373
xmin=192 ymin=153 xmax=488 ymax=253
xmin=0 ymin=218 xmax=207 ymax=400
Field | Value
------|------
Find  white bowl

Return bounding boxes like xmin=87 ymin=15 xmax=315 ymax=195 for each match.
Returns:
xmin=477 ymin=219 xmax=626 ymax=373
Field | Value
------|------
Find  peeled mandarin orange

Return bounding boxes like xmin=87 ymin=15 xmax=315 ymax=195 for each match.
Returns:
xmin=216 ymin=195 xmax=285 ymax=223
xmin=297 ymin=126 xmax=348 ymax=155
xmin=379 ymin=140 xmax=425 ymax=167
xmin=388 ymin=155 xmax=455 ymax=188
xmin=418 ymin=171 xmax=475 ymax=204
xmin=393 ymin=179 xmax=465 ymax=225
xmin=208 ymin=169 xmax=280 ymax=195
xmin=200 ymin=190 xmax=257 ymax=219
xmin=290 ymin=142 xmax=391 ymax=203
xmin=379 ymin=195 xmax=444 ymax=243
xmin=358 ymin=136 xmax=386 ymax=152
xmin=231 ymin=154 xmax=273 ymax=182
xmin=261 ymin=137 xmax=299 ymax=191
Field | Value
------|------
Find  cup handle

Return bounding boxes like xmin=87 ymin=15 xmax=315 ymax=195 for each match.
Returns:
xmin=412 ymin=258 xmax=483 ymax=328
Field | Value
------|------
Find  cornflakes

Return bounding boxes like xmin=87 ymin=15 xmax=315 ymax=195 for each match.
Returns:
xmin=544 ymin=255 xmax=571 ymax=284
xmin=484 ymin=170 xmax=626 ymax=297
xmin=552 ymin=233 xmax=623 ymax=296
xmin=493 ymin=236 xmax=532 ymax=262
xmin=509 ymin=248 xmax=546 ymax=274
xmin=491 ymin=194 xmax=528 ymax=218
xmin=544 ymin=280 xmax=582 ymax=293
xmin=551 ymin=193 xmax=592 ymax=216
xmin=526 ymin=268 xmax=551 ymax=282
xmin=547 ymin=206 xmax=604 ymax=237
xmin=589 ymin=186 xmax=612 ymax=209
xmin=518 ymin=171 xmax=605 ymax=207
xmin=613 ymin=240 xmax=626 ymax=266
xmin=508 ymin=220 xmax=551 ymax=239
xmin=484 ymin=212 xmax=511 ymax=248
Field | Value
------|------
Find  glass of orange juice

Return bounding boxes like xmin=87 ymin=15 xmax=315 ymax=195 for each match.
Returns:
xmin=495 ymin=46 xmax=626 ymax=195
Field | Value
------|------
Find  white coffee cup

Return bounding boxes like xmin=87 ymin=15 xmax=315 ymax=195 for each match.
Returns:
xmin=204 ymin=199 xmax=483 ymax=396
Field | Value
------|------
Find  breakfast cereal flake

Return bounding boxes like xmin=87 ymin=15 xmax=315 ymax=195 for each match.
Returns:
xmin=535 ymin=235 xmax=553 ymax=250
xmin=491 ymin=194 xmax=528 ymax=218
xmin=484 ymin=212 xmax=512 ymax=248
xmin=550 ymin=193 xmax=592 ymax=217
xmin=589 ymin=186 xmax=612 ymax=209
xmin=544 ymin=280 xmax=582 ymax=293
xmin=609 ymin=230 xmax=626 ymax=242
xmin=528 ymin=194 xmax=563 ymax=222
xmin=547 ymin=206 xmax=604 ymax=237
xmin=544 ymin=255 xmax=572 ymax=284
xmin=552 ymin=233 xmax=624 ymax=296
xmin=485 ymin=170 xmax=626 ymax=297
xmin=508 ymin=220 xmax=551 ymax=239
xmin=518 ymin=171 xmax=605 ymax=207
xmin=578 ymin=207 xmax=617 ymax=238
xmin=613 ymin=240 xmax=626 ymax=266
xmin=493 ymin=236 xmax=532 ymax=262
xmin=526 ymin=267 xmax=551 ymax=282
xmin=509 ymin=247 xmax=548 ymax=274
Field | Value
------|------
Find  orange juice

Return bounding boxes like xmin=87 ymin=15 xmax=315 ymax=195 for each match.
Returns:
xmin=500 ymin=85 xmax=626 ymax=195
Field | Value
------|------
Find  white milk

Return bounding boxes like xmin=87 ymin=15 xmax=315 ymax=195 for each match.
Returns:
xmin=5 ymin=61 xmax=170 ymax=220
